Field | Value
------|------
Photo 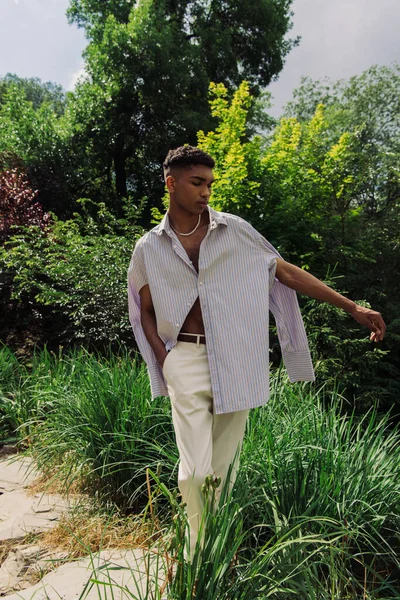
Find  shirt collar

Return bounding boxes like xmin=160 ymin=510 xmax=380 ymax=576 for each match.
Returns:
xmin=155 ymin=205 xmax=227 ymax=236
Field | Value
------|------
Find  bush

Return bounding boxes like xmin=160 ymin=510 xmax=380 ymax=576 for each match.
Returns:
xmin=0 ymin=166 xmax=50 ymax=245
xmin=0 ymin=197 xmax=146 ymax=351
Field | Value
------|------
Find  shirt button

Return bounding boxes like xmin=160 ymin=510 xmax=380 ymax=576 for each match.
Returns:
xmin=199 ymin=281 xmax=204 ymax=285
xmin=176 ymin=323 xmax=179 ymax=327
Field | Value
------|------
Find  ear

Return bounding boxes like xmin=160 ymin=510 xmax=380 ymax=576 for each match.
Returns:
xmin=166 ymin=175 xmax=176 ymax=193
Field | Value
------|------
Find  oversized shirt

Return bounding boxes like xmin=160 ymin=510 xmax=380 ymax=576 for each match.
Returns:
xmin=127 ymin=206 xmax=315 ymax=414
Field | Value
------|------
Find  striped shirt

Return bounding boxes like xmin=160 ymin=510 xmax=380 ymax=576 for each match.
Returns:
xmin=127 ymin=206 xmax=315 ymax=414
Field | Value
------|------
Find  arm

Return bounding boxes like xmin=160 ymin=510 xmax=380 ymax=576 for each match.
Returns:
xmin=275 ymin=258 xmax=386 ymax=343
xmin=139 ymin=284 xmax=169 ymax=368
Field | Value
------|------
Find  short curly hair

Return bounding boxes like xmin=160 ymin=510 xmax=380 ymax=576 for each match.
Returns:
xmin=163 ymin=145 xmax=215 ymax=180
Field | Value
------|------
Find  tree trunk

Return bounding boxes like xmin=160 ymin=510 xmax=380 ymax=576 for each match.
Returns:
xmin=114 ymin=133 xmax=127 ymax=200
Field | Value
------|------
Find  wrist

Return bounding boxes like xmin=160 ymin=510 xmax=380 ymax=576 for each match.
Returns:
xmin=158 ymin=350 xmax=169 ymax=368
xmin=342 ymin=298 xmax=357 ymax=315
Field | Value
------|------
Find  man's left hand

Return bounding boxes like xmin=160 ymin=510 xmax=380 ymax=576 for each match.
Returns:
xmin=350 ymin=305 xmax=386 ymax=342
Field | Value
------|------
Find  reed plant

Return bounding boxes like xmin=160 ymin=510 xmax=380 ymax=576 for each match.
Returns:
xmin=26 ymin=346 xmax=178 ymax=508
xmin=1 ymin=344 xmax=178 ymax=506
xmin=0 ymin=343 xmax=43 ymax=441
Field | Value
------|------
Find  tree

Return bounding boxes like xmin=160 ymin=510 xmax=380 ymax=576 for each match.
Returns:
xmin=0 ymin=73 xmax=66 ymax=116
xmin=197 ymin=81 xmax=265 ymax=214
xmin=284 ymin=63 xmax=400 ymax=216
xmin=0 ymin=84 xmax=76 ymax=217
xmin=65 ymin=0 xmax=299 ymax=223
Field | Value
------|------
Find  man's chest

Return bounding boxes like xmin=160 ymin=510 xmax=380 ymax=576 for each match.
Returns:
xmin=176 ymin=227 xmax=208 ymax=273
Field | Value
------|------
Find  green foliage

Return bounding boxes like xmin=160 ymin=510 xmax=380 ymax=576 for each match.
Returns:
xmin=197 ymin=81 xmax=264 ymax=213
xmin=0 ymin=198 xmax=146 ymax=349
xmin=0 ymin=73 xmax=66 ymax=116
xmin=0 ymin=84 xmax=67 ymax=162
xmin=301 ymin=281 xmax=390 ymax=411
xmin=0 ymin=83 xmax=75 ymax=217
xmin=68 ymin=0 xmax=298 ymax=91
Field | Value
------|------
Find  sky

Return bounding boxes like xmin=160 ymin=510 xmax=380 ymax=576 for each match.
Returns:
xmin=0 ymin=0 xmax=399 ymax=117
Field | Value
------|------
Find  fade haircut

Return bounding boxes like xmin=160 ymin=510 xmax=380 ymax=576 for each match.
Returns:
xmin=163 ymin=145 xmax=215 ymax=181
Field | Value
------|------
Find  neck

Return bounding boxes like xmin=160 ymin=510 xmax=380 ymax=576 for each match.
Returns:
xmin=168 ymin=206 xmax=209 ymax=234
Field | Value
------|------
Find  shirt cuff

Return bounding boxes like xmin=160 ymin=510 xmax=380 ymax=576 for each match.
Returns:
xmin=148 ymin=361 xmax=169 ymax=398
xmin=282 ymin=351 xmax=315 ymax=382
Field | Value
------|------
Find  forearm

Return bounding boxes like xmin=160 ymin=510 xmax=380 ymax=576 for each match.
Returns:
xmin=140 ymin=309 xmax=168 ymax=367
xmin=277 ymin=260 xmax=356 ymax=314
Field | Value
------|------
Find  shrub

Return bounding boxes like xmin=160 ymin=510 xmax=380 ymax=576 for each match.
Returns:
xmin=0 ymin=197 xmax=146 ymax=351
xmin=0 ymin=167 xmax=50 ymax=245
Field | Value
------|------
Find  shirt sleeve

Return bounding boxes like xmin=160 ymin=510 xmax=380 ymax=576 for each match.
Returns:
xmin=127 ymin=238 xmax=169 ymax=398
xmin=128 ymin=239 xmax=148 ymax=293
xmin=243 ymin=221 xmax=278 ymax=289
xmin=250 ymin=226 xmax=315 ymax=383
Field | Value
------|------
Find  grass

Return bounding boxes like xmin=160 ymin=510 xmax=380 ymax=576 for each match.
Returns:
xmin=1 ymin=343 xmax=400 ymax=598
xmin=0 ymin=343 xmax=178 ymax=509
xmin=41 ymin=500 xmax=155 ymax=559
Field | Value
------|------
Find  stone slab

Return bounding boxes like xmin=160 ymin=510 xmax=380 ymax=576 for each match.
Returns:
xmin=0 ymin=491 xmax=34 ymax=521
xmin=0 ymin=457 xmax=38 ymax=492
xmin=0 ymin=545 xmax=69 ymax=595
xmin=2 ymin=548 xmax=168 ymax=600
xmin=0 ymin=489 xmax=71 ymax=541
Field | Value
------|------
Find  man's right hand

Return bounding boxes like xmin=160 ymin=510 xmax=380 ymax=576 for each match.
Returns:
xmin=139 ymin=285 xmax=171 ymax=369
xmin=160 ymin=352 xmax=169 ymax=369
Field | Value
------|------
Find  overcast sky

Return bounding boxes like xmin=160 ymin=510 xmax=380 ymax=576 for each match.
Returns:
xmin=0 ymin=0 xmax=399 ymax=117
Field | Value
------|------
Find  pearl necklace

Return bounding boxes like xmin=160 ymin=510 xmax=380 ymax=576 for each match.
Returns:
xmin=170 ymin=214 xmax=201 ymax=236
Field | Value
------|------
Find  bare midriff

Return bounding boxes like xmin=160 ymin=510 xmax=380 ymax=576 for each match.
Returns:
xmin=174 ymin=219 xmax=209 ymax=336
xmin=181 ymin=297 xmax=205 ymax=335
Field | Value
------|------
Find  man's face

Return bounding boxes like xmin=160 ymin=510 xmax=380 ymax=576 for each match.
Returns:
xmin=167 ymin=165 xmax=214 ymax=216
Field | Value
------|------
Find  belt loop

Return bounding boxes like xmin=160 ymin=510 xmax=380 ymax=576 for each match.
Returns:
xmin=196 ymin=335 xmax=200 ymax=348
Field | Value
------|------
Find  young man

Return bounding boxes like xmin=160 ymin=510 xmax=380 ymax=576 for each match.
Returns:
xmin=127 ymin=145 xmax=386 ymax=559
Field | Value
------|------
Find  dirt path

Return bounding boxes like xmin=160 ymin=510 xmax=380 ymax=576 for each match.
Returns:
xmin=0 ymin=453 xmax=167 ymax=599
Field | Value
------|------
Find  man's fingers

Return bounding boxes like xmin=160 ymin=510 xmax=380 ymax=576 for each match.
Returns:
xmin=369 ymin=313 xmax=386 ymax=341
xmin=369 ymin=322 xmax=385 ymax=342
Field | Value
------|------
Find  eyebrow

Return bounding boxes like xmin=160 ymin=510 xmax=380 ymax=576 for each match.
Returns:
xmin=190 ymin=176 xmax=215 ymax=184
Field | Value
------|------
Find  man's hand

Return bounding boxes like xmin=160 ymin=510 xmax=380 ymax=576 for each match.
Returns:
xmin=349 ymin=304 xmax=386 ymax=342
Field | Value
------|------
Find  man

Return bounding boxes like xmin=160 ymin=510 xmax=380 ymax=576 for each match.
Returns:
xmin=127 ymin=145 xmax=386 ymax=560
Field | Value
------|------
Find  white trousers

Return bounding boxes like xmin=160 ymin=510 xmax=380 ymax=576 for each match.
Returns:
xmin=163 ymin=341 xmax=249 ymax=559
